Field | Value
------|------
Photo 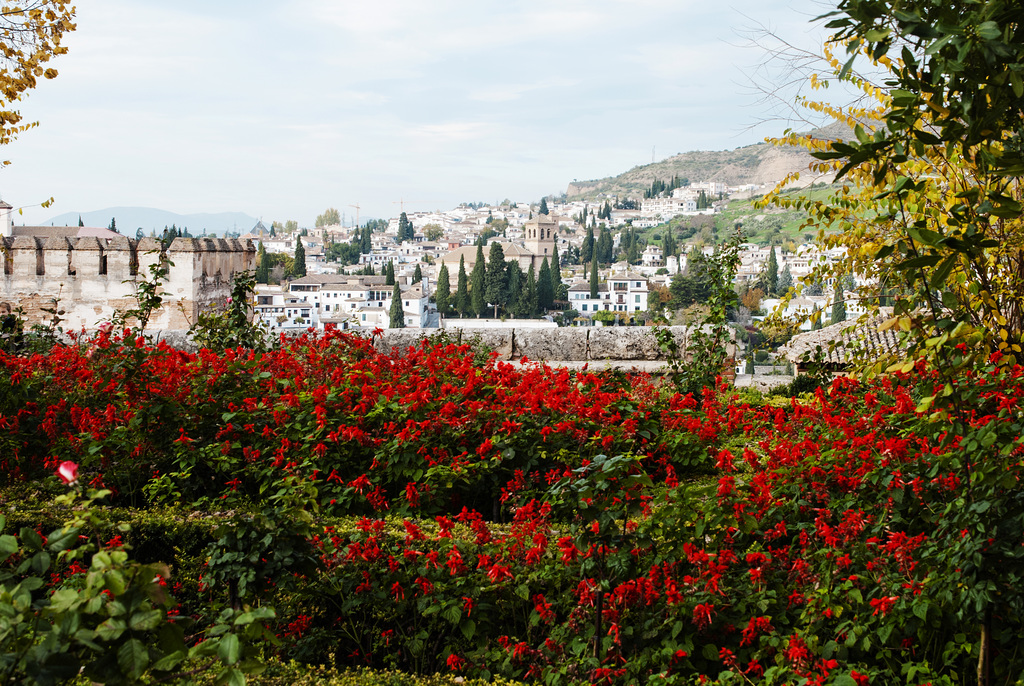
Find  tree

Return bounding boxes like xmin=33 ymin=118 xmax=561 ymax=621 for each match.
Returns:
xmin=539 ymin=197 xmax=549 ymax=215
xmin=255 ymin=243 xmax=269 ymax=284
xmin=388 ymin=283 xmax=404 ymax=328
xmin=109 ymin=217 xmax=116 ymax=232
xmin=537 ymin=258 xmax=553 ymax=311
xmin=315 ymin=208 xmax=341 ymax=227
xmin=761 ymin=3 xmax=1024 ymax=374
xmin=423 ymin=223 xmax=443 ymax=241
xmin=581 ymin=227 xmax=595 ymax=266
xmin=361 ymin=226 xmax=371 ymax=254
xmin=550 ymin=244 xmax=563 ymax=301
xmin=385 ymin=260 xmax=395 ymax=286
xmin=830 ymin=287 xmax=846 ymax=326
xmin=589 ymin=255 xmax=599 ymax=300
xmin=741 ymin=287 xmax=765 ymax=314
xmin=778 ymin=263 xmax=793 ymax=294
xmin=484 ymin=242 xmax=509 ymax=317
xmin=456 ymin=256 xmax=469 ymax=318
xmin=0 ymin=2 xmax=76 ymax=156
xmin=507 ymin=262 xmax=522 ymax=317
xmin=292 ymin=239 xmax=306 ymax=278
xmin=470 ymin=245 xmax=485 ymax=316
xmin=398 ymin=212 xmax=413 ymax=241
xmin=436 ymin=264 xmax=451 ymax=316
xmin=597 ymin=226 xmax=613 ymax=264
xmin=765 ymin=245 xmax=779 ymax=296
xmin=520 ymin=264 xmax=539 ymax=317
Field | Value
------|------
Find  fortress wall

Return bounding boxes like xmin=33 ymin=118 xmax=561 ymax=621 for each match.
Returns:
xmin=1 ymin=236 xmax=255 ymax=330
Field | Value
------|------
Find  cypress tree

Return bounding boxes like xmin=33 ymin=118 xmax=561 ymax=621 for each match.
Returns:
xmin=539 ymin=197 xmax=549 ymax=215
xmin=766 ymin=246 xmax=779 ymax=296
xmin=436 ymin=264 xmax=451 ymax=316
xmin=597 ymin=226 xmax=613 ymax=264
xmin=470 ymin=245 xmax=486 ymax=316
xmin=537 ymin=258 xmax=553 ymax=310
xmin=385 ymin=260 xmax=395 ymax=285
xmin=398 ymin=212 xmax=411 ymax=241
xmin=581 ymin=227 xmax=595 ymax=265
xmin=589 ymin=257 xmax=599 ymax=299
xmin=293 ymin=239 xmax=307 ymax=277
xmin=830 ymin=287 xmax=847 ymax=325
xmin=256 ymin=242 xmax=269 ymax=283
xmin=484 ymin=242 xmax=509 ymax=317
xmin=412 ymin=264 xmax=422 ymax=284
xmin=361 ymin=225 xmax=371 ymax=253
xmin=389 ymin=283 xmax=405 ymax=328
xmin=550 ymin=243 xmax=562 ymax=300
xmin=521 ymin=264 xmax=539 ymax=317
xmin=456 ymin=256 xmax=469 ymax=317
xmin=507 ymin=262 xmax=523 ymax=317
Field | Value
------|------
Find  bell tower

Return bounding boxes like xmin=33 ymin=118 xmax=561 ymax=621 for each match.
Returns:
xmin=523 ymin=215 xmax=556 ymax=258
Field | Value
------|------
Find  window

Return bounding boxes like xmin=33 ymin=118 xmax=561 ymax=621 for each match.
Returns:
xmin=635 ymin=295 xmax=640 ymax=303
xmin=581 ymin=304 xmax=587 ymax=312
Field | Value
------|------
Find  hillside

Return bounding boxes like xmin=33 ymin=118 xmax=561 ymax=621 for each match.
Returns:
xmin=566 ymin=122 xmax=852 ymax=201
xmin=40 ymin=207 xmax=260 ymax=236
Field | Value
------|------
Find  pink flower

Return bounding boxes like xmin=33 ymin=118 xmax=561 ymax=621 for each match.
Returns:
xmin=57 ymin=461 xmax=79 ymax=486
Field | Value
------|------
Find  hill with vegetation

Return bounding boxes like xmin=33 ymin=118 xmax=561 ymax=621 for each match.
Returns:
xmin=566 ymin=122 xmax=853 ymax=201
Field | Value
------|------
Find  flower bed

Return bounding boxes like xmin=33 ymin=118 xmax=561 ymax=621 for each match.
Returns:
xmin=2 ymin=330 xmax=1023 ymax=684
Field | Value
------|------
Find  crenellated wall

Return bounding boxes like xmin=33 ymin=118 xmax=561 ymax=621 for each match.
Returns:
xmin=1 ymin=236 xmax=255 ymax=330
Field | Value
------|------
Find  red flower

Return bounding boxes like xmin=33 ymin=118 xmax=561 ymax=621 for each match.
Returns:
xmin=692 ymin=603 xmax=715 ymax=630
xmin=57 ymin=461 xmax=78 ymax=486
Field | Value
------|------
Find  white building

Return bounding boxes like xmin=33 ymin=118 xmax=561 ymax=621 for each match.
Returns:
xmin=567 ymin=270 xmax=649 ymax=318
xmin=281 ymin=274 xmax=431 ymax=329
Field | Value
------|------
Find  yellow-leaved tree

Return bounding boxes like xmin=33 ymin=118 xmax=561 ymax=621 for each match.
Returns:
xmin=0 ymin=2 xmax=76 ymax=160
xmin=761 ymin=39 xmax=1024 ymax=387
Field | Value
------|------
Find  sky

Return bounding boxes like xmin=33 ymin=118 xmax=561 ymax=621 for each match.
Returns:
xmin=1 ymin=0 xmax=834 ymax=228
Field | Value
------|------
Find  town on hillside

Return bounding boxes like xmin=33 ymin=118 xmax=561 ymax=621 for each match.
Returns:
xmin=0 ymin=178 xmax=863 ymax=376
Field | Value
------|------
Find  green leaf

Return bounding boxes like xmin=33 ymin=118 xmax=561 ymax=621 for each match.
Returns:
xmin=129 ymin=609 xmax=164 ymax=632
xmin=118 ymin=638 xmax=150 ymax=680
xmin=151 ymin=650 xmax=186 ymax=672
xmin=218 ymin=633 xmax=241 ymax=665
xmin=96 ymin=617 xmax=127 ymax=642
xmin=49 ymin=588 xmax=81 ymax=613
xmin=460 ymin=619 xmax=476 ymax=640
xmin=833 ymin=675 xmax=858 ymax=686
xmin=215 ymin=667 xmax=246 ymax=686
xmin=913 ymin=602 xmax=928 ymax=621
xmin=0 ymin=534 xmax=18 ymax=559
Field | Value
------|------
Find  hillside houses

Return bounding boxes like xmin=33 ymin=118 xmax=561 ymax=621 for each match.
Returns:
xmin=256 ymin=274 xmax=431 ymax=330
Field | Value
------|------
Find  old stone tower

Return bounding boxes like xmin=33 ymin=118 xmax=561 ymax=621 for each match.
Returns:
xmin=523 ymin=214 xmax=556 ymax=259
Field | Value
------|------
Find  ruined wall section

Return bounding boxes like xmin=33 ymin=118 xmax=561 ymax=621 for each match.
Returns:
xmin=1 ymin=236 xmax=255 ymax=330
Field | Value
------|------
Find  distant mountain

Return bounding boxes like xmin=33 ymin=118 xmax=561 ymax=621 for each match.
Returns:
xmin=36 ymin=207 xmax=261 ymax=236
xmin=566 ymin=122 xmax=854 ymax=200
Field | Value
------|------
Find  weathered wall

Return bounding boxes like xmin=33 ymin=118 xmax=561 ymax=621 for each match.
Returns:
xmin=1 ymin=237 xmax=254 ymax=330
xmin=373 ymin=326 xmax=736 ymax=365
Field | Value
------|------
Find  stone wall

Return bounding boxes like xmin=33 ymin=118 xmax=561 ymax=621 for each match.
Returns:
xmin=1 ymin=237 xmax=255 ymax=330
xmin=372 ymin=325 xmax=736 ymax=368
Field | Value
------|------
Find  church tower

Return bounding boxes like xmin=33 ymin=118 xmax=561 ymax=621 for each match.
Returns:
xmin=523 ymin=214 xmax=556 ymax=258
